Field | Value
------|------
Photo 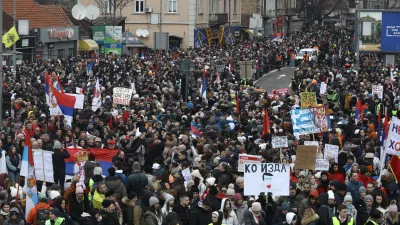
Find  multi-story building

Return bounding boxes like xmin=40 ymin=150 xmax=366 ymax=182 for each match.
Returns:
xmin=80 ymin=0 xmax=242 ymax=49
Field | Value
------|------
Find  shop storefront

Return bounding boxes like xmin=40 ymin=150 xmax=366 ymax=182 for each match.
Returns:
xmin=122 ymin=31 xmax=145 ymax=56
xmin=36 ymin=26 xmax=79 ymax=60
xmin=15 ymin=36 xmax=36 ymax=62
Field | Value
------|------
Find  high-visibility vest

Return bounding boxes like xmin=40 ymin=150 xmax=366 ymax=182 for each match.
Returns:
xmin=393 ymin=110 xmax=397 ymax=116
xmin=332 ymin=216 xmax=354 ymax=225
xmin=364 ymin=220 xmax=378 ymax=225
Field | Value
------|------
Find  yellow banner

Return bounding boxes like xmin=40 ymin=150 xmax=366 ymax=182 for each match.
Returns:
xmin=2 ymin=26 xmax=19 ymax=48
xmin=300 ymin=92 xmax=317 ymax=108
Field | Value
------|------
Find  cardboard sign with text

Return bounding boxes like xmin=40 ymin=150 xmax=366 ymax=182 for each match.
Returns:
xmin=300 ymin=92 xmax=317 ymax=108
xmin=294 ymin=145 xmax=317 ymax=170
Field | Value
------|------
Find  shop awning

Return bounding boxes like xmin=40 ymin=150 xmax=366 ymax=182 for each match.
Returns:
xmin=79 ymin=39 xmax=99 ymax=51
xmin=244 ymin=29 xmax=263 ymax=37
xmin=169 ymin=34 xmax=183 ymax=39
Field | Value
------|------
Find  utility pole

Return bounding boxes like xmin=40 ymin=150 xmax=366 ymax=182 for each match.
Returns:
xmin=0 ymin=0 xmax=4 ymax=128
xmin=12 ymin=0 xmax=16 ymax=72
xmin=160 ymin=0 xmax=162 ymax=33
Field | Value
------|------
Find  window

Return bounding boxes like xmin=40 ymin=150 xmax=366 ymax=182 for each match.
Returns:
xmin=103 ymin=0 xmax=113 ymax=14
xmin=168 ymin=0 xmax=177 ymax=13
xmin=199 ymin=0 xmax=203 ymax=14
xmin=135 ymin=0 xmax=144 ymax=13
xmin=68 ymin=48 xmax=74 ymax=57
xmin=234 ymin=0 xmax=237 ymax=13
xmin=57 ymin=49 xmax=64 ymax=59
xmin=48 ymin=50 xmax=53 ymax=59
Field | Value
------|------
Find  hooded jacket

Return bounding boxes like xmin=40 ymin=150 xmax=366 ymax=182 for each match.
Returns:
xmin=161 ymin=193 xmax=175 ymax=218
xmin=232 ymin=201 xmax=247 ymax=225
xmin=219 ymin=198 xmax=239 ymax=225
xmin=105 ymin=175 xmax=127 ymax=202
xmin=3 ymin=208 xmax=24 ymax=225
xmin=243 ymin=208 xmax=266 ymax=225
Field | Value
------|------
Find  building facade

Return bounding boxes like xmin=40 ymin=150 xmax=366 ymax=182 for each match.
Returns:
xmin=80 ymin=0 xmax=242 ymax=49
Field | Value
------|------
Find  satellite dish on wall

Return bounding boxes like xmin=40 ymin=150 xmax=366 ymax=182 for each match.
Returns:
xmin=136 ymin=29 xmax=143 ymax=37
xmin=143 ymin=30 xmax=149 ymax=37
xmin=86 ymin=4 xmax=100 ymax=20
xmin=72 ymin=4 xmax=87 ymax=20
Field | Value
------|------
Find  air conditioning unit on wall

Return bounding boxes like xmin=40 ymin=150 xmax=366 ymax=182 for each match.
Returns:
xmin=144 ymin=7 xmax=152 ymax=13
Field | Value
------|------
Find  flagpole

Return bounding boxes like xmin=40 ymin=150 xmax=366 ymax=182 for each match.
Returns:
xmin=12 ymin=0 xmax=16 ymax=71
xmin=0 ymin=0 xmax=4 ymax=129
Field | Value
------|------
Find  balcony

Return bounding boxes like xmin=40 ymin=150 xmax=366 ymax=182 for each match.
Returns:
xmin=209 ymin=13 xmax=229 ymax=25
xmin=275 ymin=8 xmax=298 ymax=16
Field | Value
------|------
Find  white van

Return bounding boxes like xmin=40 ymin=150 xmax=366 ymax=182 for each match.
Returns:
xmin=294 ymin=48 xmax=319 ymax=65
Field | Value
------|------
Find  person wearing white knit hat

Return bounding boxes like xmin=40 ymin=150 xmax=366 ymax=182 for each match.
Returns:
xmin=206 ymin=177 xmax=216 ymax=186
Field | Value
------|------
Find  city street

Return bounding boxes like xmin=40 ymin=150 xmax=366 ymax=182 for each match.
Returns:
xmin=254 ymin=67 xmax=297 ymax=93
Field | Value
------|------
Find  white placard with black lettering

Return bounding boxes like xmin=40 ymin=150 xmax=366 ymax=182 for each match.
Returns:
xmin=244 ymin=163 xmax=290 ymax=196
xmin=272 ymin=136 xmax=288 ymax=148
xmin=315 ymin=159 xmax=329 ymax=171
xmin=304 ymin=141 xmax=319 ymax=146
xmin=238 ymin=154 xmax=262 ymax=172
xmin=324 ymin=144 xmax=339 ymax=163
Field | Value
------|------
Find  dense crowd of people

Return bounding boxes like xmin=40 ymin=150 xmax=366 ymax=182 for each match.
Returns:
xmin=0 ymin=22 xmax=398 ymax=225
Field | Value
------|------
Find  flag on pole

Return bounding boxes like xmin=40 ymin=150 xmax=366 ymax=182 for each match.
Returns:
xmin=91 ymin=79 xmax=102 ymax=112
xmin=390 ymin=156 xmax=400 ymax=183
xmin=355 ymin=98 xmax=363 ymax=123
xmin=262 ymin=107 xmax=270 ymax=137
xmin=87 ymin=62 xmax=93 ymax=75
xmin=377 ymin=108 xmax=382 ymax=143
xmin=22 ymin=128 xmax=38 ymax=219
xmin=201 ymin=72 xmax=207 ymax=102
xmin=2 ymin=26 xmax=19 ymax=48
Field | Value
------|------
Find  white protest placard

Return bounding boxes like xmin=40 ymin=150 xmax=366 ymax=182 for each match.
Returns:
xmin=131 ymin=83 xmax=137 ymax=94
xmin=181 ymin=168 xmax=192 ymax=182
xmin=76 ymin=87 xmax=83 ymax=94
xmin=304 ymin=141 xmax=319 ymax=146
xmin=320 ymin=82 xmax=327 ymax=95
xmin=372 ymin=84 xmax=383 ymax=99
xmin=385 ymin=116 xmax=400 ymax=156
xmin=33 ymin=150 xmax=54 ymax=183
xmin=244 ymin=163 xmax=290 ymax=196
xmin=324 ymin=144 xmax=339 ymax=163
xmin=315 ymin=159 xmax=329 ymax=171
xmin=238 ymin=154 xmax=262 ymax=172
xmin=272 ymin=136 xmax=288 ymax=148
xmin=113 ymin=87 xmax=133 ymax=105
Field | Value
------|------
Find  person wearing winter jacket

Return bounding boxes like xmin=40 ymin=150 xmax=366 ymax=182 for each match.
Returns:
xmin=121 ymin=192 xmax=138 ymax=225
xmin=385 ymin=204 xmax=400 ymax=225
xmin=173 ymin=195 xmax=190 ymax=225
xmin=191 ymin=198 xmax=213 ymax=225
xmin=332 ymin=204 xmax=354 ymax=225
xmin=143 ymin=197 xmax=163 ymax=225
xmin=5 ymin=146 xmax=21 ymax=182
xmin=68 ymin=184 xmax=91 ymax=223
xmin=272 ymin=203 xmax=290 ymax=225
xmin=231 ymin=194 xmax=247 ymax=225
xmin=301 ymin=208 xmax=319 ymax=225
xmin=0 ymin=201 xmax=10 ymax=225
xmin=283 ymin=212 xmax=297 ymax=225
xmin=161 ymin=193 xmax=175 ymax=218
xmin=99 ymin=199 xmax=119 ymax=225
xmin=343 ymin=193 xmax=357 ymax=224
xmin=105 ymin=167 xmax=127 ymax=203
xmin=298 ymin=190 xmax=319 ymax=221
xmin=243 ymin=202 xmax=266 ymax=225
xmin=219 ymin=198 xmax=239 ymax=225
xmin=3 ymin=207 xmax=23 ymax=225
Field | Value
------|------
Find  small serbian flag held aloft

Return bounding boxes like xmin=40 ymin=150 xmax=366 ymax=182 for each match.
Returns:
xmin=191 ymin=125 xmax=202 ymax=139
xmin=272 ymin=32 xmax=285 ymax=42
xmin=65 ymin=148 xmax=119 ymax=180
xmin=45 ymin=73 xmax=77 ymax=126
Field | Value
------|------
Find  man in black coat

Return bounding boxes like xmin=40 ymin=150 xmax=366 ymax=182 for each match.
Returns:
xmin=126 ymin=161 xmax=148 ymax=196
xmin=173 ymin=195 xmax=191 ymax=225
xmin=191 ymin=198 xmax=212 ymax=225
xmin=52 ymin=141 xmax=70 ymax=192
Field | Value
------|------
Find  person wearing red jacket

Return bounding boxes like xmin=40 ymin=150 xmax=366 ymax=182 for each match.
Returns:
xmin=358 ymin=165 xmax=376 ymax=188
xmin=317 ymin=171 xmax=330 ymax=194
xmin=328 ymin=163 xmax=345 ymax=183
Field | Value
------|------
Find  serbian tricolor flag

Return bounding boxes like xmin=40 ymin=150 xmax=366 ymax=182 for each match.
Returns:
xmin=201 ymin=72 xmax=207 ymax=102
xmin=261 ymin=107 xmax=270 ymax=137
xmin=21 ymin=128 xmax=38 ymax=219
xmin=355 ymin=98 xmax=363 ymax=123
xmin=45 ymin=73 xmax=77 ymax=126
xmin=390 ymin=156 xmax=400 ymax=182
xmin=191 ymin=125 xmax=202 ymax=139
xmin=65 ymin=148 xmax=119 ymax=178
xmin=57 ymin=76 xmax=64 ymax=93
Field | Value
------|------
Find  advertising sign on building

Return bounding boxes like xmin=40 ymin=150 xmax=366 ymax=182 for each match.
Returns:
xmin=39 ymin=26 xmax=79 ymax=43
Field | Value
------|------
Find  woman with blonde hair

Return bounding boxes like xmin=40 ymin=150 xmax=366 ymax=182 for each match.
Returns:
xmin=386 ymin=202 xmax=400 ymax=225
xmin=301 ymin=208 xmax=319 ymax=225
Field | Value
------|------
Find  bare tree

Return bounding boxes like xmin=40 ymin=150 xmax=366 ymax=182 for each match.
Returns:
xmin=296 ymin=0 xmax=349 ymax=21
xmin=92 ymin=0 xmax=130 ymax=25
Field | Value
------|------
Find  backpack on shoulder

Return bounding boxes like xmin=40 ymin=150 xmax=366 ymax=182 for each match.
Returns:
xmin=36 ymin=207 xmax=50 ymax=225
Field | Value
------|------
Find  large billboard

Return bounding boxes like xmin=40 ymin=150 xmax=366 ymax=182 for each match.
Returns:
xmin=357 ymin=10 xmax=400 ymax=52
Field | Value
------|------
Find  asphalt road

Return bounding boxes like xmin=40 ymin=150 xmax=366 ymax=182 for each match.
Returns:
xmin=254 ymin=67 xmax=297 ymax=93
